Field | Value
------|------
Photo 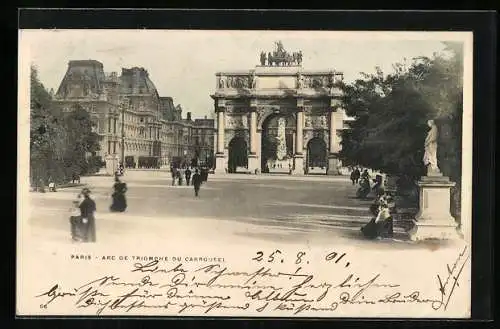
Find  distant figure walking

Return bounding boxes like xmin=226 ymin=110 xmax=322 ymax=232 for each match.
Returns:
xmin=177 ymin=168 xmax=183 ymax=186
xmin=350 ymin=167 xmax=361 ymax=185
xmin=171 ymin=167 xmax=177 ymax=186
xmin=185 ymin=167 xmax=192 ymax=186
xmin=79 ymin=188 xmax=97 ymax=243
xmin=192 ymin=169 xmax=202 ymax=197
xmin=110 ymin=176 xmax=127 ymax=212
xmin=48 ymin=176 xmax=57 ymax=192
xmin=72 ymin=173 xmax=81 ymax=184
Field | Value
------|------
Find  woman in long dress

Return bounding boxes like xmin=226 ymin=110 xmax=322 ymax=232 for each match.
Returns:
xmin=361 ymin=193 xmax=395 ymax=239
xmin=110 ymin=176 xmax=127 ymax=212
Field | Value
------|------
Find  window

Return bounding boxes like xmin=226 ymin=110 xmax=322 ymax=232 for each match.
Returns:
xmin=108 ymin=117 xmax=111 ymax=133
xmin=113 ymin=142 xmax=116 ymax=154
xmin=108 ymin=141 xmax=111 ymax=154
xmin=113 ymin=119 xmax=117 ymax=133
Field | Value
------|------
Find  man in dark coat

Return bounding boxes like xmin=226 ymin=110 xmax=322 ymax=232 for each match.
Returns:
xmin=192 ymin=169 xmax=202 ymax=197
xmin=79 ymin=188 xmax=97 ymax=242
xmin=171 ymin=167 xmax=177 ymax=186
xmin=185 ymin=167 xmax=192 ymax=186
xmin=353 ymin=168 xmax=361 ymax=184
xmin=350 ymin=167 xmax=361 ymax=185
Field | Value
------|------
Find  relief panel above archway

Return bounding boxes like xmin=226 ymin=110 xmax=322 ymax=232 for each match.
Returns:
xmin=225 ymin=114 xmax=249 ymax=130
xmin=304 ymin=114 xmax=328 ymax=130
xmin=303 ymin=129 xmax=329 ymax=150
xmin=224 ymin=129 xmax=249 ymax=149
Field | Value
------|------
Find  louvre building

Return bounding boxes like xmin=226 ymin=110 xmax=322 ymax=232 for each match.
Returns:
xmin=53 ymin=60 xmax=215 ymax=168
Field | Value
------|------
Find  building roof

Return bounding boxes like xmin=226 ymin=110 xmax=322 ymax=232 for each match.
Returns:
xmin=56 ymin=60 xmax=107 ymax=97
xmin=119 ymin=67 xmax=159 ymax=97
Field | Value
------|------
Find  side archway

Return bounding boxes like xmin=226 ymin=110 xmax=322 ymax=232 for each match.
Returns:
xmin=306 ymin=137 xmax=327 ymax=173
xmin=228 ymin=136 xmax=248 ymax=173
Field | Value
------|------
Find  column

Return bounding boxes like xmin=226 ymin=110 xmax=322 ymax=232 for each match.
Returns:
xmin=215 ymin=101 xmax=226 ymax=174
xmin=295 ymin=110 xmax=303 ymax=155
xmin=249 ymin=111 xmax=257 ymax=154
xmin=292 ymin=107 xmax=304 ymax=175
xmin=327 ymin=99 xmax=340 ymax=175
xmin=247 ymin=109 xmax=259 ymax=173
xmin=217 ymin=110 xmax=225 ymax=154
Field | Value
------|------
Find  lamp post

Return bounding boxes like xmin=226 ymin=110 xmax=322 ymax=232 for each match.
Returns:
xmin=120 ymin=98 xmax=127 ymax=170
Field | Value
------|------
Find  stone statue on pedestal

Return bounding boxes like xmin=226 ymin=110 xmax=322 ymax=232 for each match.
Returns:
xmin=423 ymin=119 xmax=441 ymax=176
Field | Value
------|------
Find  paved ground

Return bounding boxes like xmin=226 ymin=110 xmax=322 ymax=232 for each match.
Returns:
xmin=24 ymin=170 xmax=452 ymax=250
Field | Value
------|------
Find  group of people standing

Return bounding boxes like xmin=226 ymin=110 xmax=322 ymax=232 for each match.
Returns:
xmin=170 ymin=166 xmax=207 ymax=197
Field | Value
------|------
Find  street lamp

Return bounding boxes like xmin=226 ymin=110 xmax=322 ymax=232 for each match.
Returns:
xmin=120 ymin=98 xmax=127 ymax=169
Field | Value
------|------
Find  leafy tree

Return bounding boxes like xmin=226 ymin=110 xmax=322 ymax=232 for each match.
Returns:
xmin=30 ymin=65 xmax=67 ymax=186
xmin=340 ymin=43 xmax=463 ymax=182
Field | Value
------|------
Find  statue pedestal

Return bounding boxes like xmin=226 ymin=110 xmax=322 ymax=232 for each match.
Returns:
xmin=409 ymin=175 xmax=461 ymax=241
xmin=105 ymin=155 xmax=119 ymax=176
xmin=247 ymin=154 xmax=260 ymax=174
xmin=214 ymin=153 xmax=226 ymax=174
xmin=292 ymin=154 xmax=304 ymax=175
xmin=327 ymin=155 xmax=340 ymax=175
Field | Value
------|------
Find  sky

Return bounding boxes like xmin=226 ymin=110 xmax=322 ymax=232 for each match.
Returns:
xmin=20 ymin=30 xmax=466 ymax=119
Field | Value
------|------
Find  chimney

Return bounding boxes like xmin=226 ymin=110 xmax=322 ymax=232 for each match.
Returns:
xmin=187 ymin=112 xmax=192 ymax=121
xmin=204 ymin=115 xmax=207 ymax=119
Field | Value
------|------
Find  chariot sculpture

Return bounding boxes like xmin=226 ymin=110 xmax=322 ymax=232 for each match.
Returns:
xmin=260 ymin=41 xmax=303 ymax=66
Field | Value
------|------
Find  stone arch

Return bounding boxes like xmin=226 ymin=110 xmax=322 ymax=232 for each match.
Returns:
xmin=303 ymin=129 xmax=329 ymax=152
xmin=257 ymin=108 xmax=277 ymax=131
xmin=306 ymin=137 xmax=328 ymax=169
xmin=227 ymin=136 xmax=248 ymax=173
xmin=224 ymin=129 xmax=249 ymax=150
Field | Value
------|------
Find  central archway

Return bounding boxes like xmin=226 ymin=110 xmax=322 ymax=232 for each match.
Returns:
xmin=261 ymin=113 xmax=295 ymax=173
xmin=306 ymin=137 xmax=327 ymax=175
xmin=228 ymin=136 xmax=248 ymax=173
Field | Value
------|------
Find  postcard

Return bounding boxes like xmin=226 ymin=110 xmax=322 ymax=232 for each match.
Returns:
xmin=17 ymin=29 xmax=472 ymax=317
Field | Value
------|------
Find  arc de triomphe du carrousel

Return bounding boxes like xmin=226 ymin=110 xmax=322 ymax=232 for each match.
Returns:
xmin=211 ymin=42 xmax=348 ymax=175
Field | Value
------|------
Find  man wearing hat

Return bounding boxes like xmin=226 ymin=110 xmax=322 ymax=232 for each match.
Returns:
xmin=192 ymin=169 xmax=202 ymax=197
xmin=79 ymin=188 xmax=97 ymax=242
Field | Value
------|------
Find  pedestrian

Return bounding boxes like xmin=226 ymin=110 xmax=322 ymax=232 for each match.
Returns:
xmin=69 ymin=193 xmax=84 ymax=242
xmin=201 ymin=167 xmax=208 ymax=182
xmin=353 ymin=167 xmax=361 ymax=184
xmin=171 ymin=167 xmax=176 ymax=186
xmin=185 ymin=167 xmax=192 ymax=186
xmin=79 ymin=188 xmax=97 ymax=243
xmin=110 ymin=176 xmax=127 ymax=212
xmin=177 ymin=169 xmax=183 ymax=186
xmin=48 ymin=176 xmax=56 ymax=192
xmin=192 ymin=169 xmax=202 ymax=197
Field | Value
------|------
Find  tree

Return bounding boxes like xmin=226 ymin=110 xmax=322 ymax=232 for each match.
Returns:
xmin=30 ymin=65 xmax=67 ymax=186
xmin=339 ymin=43 xmax=463 ymax=182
